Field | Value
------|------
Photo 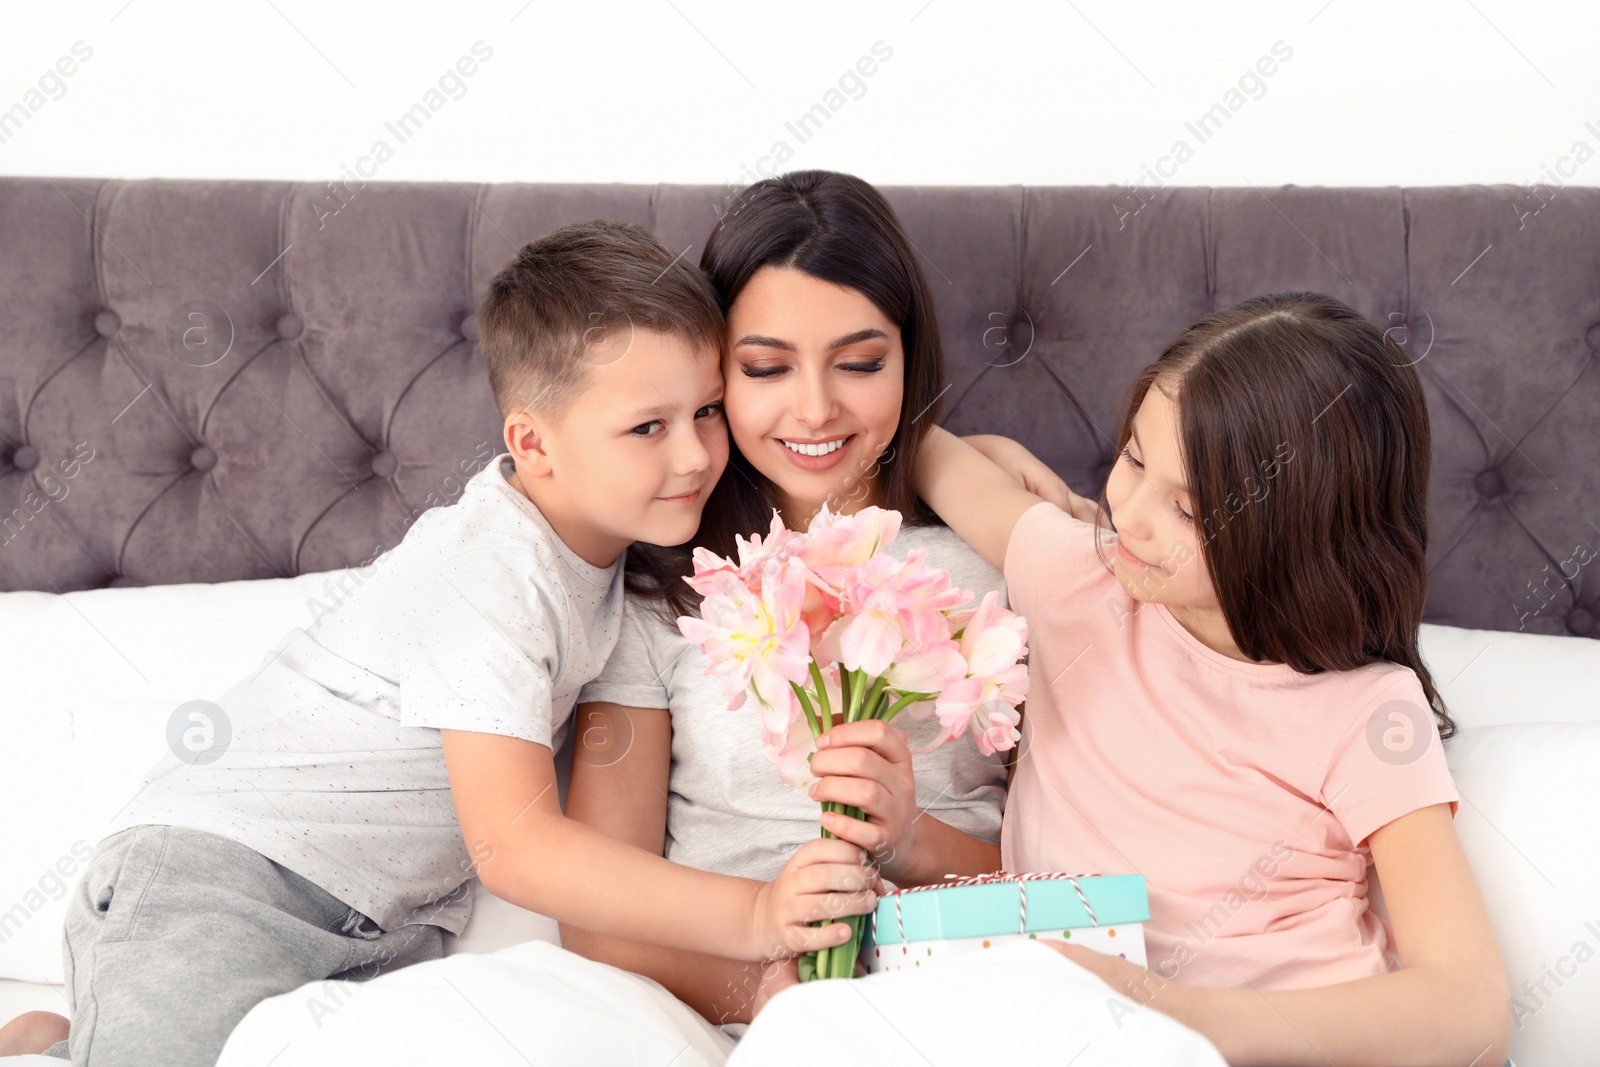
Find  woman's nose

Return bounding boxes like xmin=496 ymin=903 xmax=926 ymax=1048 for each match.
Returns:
xmin=794 ymin=368 xmax=838 ymax=427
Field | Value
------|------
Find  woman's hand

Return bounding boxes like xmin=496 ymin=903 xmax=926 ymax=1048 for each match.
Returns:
xmin=750 ymin=838 xmax=881 ymax=959
xmin=807 ymin=720 xmax=922 ymax=883
xmin=750 ymin=957 xmax=801 ymax=1019
xmin=960 ymin=434 xmax=1098 ymax=523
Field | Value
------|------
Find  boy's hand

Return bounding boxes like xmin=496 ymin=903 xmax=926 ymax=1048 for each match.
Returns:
xmin=808 ymin=720 xmax=921 ymax=884
xmin=752 ymin=838 xmax=880 ymax=958
xmin=960 ymin=434 xmax=1098 ymax=523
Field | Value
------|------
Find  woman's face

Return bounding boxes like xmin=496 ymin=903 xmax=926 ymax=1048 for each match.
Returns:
xmin=722 ymin=266 xmax=904 ymax=525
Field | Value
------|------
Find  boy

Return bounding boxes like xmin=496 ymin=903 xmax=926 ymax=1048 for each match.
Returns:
xmin=4 ymin=221 xmax=877 ymax=1065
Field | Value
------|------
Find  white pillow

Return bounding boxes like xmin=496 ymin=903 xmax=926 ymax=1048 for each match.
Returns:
xmin=0 ymin=572 xmax=561 ymax=987
xmin=1420 ymin=622 xmax=1600 ymax=729
xmin=1444 ymin=722 xmax=1600 ymax=1067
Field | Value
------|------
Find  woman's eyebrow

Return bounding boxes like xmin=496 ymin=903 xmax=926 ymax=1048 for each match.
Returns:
xmin=733 ymin=334 xmax=794 ymax=351
xmin=828 ymin=328 xmax=887 ymax=349
xmin=732 ymin=328 xmax=887 ymax=351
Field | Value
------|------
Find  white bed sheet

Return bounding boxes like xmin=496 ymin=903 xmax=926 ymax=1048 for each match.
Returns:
xmin=215 ymin=941 xmax=736 ymax=1067
xmin=214 ymin=939 xmax=1223 ymax=1067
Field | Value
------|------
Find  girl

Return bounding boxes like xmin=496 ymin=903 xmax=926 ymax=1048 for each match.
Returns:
xmin=559 ymin=170 xmax=1059 ymax=1028
xmin=828 ymin=291 xmax=1511 ymax=1065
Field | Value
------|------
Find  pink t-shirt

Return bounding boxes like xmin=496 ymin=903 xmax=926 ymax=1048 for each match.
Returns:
xmin=1001 ymin=502 xmax=1460 ymax=990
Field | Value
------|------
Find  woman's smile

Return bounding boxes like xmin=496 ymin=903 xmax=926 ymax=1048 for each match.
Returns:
xmin=776 ymin=433 xmax=856 ymax=471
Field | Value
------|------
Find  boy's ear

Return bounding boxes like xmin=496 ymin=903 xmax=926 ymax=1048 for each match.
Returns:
xmin=504 ymin=410 xmax=553 ymax=479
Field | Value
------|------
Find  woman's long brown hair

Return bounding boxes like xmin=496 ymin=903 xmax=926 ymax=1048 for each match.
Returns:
xmin=1098 ymin=291 xmax=1455 ymax=738
xmin=626 ymin=170 xmax=949 ymax=621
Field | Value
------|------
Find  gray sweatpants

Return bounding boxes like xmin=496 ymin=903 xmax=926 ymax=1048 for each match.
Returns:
xmin=43 ymin=824 xmax=445 ymax=1066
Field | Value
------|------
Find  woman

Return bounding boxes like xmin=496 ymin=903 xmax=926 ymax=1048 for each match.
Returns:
xmin=559 ymin=170 xmax=1073 ymax=1030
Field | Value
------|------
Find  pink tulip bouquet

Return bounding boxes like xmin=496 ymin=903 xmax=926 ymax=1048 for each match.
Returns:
xmin=676 ymin=505 xmax=1030 ymax=981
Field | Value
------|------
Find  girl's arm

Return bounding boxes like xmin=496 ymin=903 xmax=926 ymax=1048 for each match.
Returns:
xmin=916 ymin=426 xmax=1055 ymax=573
xmin=557 ymin=701 xmax=805 ymax=1026
xmin=1055 ymin=803 xmax=1512 ymax=1066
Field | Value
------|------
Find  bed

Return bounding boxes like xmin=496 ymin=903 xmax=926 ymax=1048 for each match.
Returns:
xmin=2 ymin=178 xmax=1597 ymax=1064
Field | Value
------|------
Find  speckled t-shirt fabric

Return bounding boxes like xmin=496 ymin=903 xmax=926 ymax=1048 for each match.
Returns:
xmin=113 ymin=454 xmax=625 ymax=933
xmin=578 ymin=521 xmax=1009 ymax=886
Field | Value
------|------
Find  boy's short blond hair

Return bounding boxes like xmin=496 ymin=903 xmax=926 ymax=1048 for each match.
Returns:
xmin=479 ymin=220 xmax=723 ymax=419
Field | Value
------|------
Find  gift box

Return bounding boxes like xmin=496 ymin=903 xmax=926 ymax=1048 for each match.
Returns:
xmin=865 ymin=872 xmax=1149 ymax=973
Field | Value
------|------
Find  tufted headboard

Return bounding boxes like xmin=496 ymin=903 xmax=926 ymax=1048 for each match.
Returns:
xmin=1 ymin=179 xmax=1596 ymax=641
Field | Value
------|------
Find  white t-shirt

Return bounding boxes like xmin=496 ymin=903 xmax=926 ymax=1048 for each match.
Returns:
xmin=114 ymin=454 xmax=625 ymax=933
xmin=578 ymin=522 xmax=1009 ymax=886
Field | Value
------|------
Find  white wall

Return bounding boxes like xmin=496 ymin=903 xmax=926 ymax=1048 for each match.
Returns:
xmin=1 ymin=0 xmax=1597 ymax=191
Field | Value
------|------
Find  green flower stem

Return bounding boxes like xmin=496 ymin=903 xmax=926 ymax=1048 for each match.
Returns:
xmin=845 ymin=669 xmax=867 ymax=722
xmin=880 ymin=690 xmax=930 ymax=724
xmin=806 ymin=668 xmax=909 ymax=982
xmin=792 ymin=682 xmax=821 ymax=739
xmin=852 ymin=676 xmax=880 ymax=722
xmin=809 ymin=662 xmax=832 ymax=725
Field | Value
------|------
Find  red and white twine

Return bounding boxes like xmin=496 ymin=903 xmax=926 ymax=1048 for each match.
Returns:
xmin=872 ymin=870 xmax=1104 ymax=946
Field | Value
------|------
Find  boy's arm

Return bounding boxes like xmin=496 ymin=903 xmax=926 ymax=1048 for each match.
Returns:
xmin=556 ymin=701 xmax=778 ymax=1026
xmin=440 ymin=724 xmax=873 ymax=963
xmin=917 ymin=426 xmax=1053 ymax=573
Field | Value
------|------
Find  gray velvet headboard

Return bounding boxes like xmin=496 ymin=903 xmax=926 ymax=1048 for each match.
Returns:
xmin=2 ymin=179 xmax=1595 ymax=641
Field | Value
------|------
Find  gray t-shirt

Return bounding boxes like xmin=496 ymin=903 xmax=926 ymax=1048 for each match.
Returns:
xmin=114 ymin=454 xmax=625 ymax=933
xmin=579 ymin=522 xmax=1008 ymax=885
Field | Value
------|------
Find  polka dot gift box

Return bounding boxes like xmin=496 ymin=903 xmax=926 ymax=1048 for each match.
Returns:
xmin=865 ymin=872 xmax=1149 ymax=974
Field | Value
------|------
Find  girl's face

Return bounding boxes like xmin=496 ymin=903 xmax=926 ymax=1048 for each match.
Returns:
xmin=722 ymin=266 xmax=904 ymax=526
xmin=1103 ymin=384 xmax=1226 ymax=628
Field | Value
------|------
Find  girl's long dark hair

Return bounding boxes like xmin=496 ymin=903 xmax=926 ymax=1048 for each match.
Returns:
xmin=626 ymin=170 xmax=948 ymax=620
xmin=1097 ymin=291 xmax=1454 ymax=738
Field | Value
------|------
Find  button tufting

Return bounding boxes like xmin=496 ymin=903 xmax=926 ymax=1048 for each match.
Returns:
xmin=370 ymin=450 xmax=398 ymax=478
xmin=11 ymin=444 xmax=39 ymax=471
xmin=1096 ymin=455 xmax=1116 ymax=485
xmin=189 ymin=445 xmax=217 ymax=472
xmin=276 ymin=313 xmax=304 ymax=340
xmin=1568 ymin=607 xmax=1595 ymax=637
xmin=459 ymin=312 xmax=479 ymax=343
xmin=95 ymin=309 xmax=121 ymax=337
xmin=1474 ymin=468 xmax=1508 ymax=502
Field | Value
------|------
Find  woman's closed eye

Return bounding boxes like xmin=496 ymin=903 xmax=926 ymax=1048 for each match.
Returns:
xmin=736 ymin=356 xmax=887 ymax=380
xmin=841 ymin=358 xmax=887 ymax=374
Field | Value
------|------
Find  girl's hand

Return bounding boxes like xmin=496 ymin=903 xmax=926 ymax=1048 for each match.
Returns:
xmin=1046 ymin=943 xmax=1196 ymax=1027
xmin=808 ymin=720 xmax=921 ymax=883
xmin=751 ymin=838 xmax=881 ymax=958
xmin=960 ymin=434 xmax=1098 ymax=523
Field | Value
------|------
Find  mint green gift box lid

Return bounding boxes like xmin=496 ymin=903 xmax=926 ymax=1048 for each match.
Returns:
xmin=870 ymin=874 xmax=1149 ymax=946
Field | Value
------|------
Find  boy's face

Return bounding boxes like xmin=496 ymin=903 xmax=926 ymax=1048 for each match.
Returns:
xmin=513 ymin=327 xmax=727 ymax=567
